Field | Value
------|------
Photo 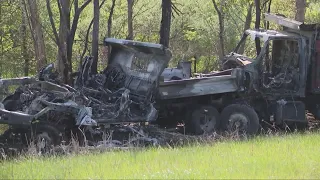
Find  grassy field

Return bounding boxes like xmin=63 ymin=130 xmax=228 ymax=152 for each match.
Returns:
xmin=1 ymin=133 xmax=320 ymax=179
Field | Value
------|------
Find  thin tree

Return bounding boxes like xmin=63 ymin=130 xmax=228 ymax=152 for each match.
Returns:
xmin=159 ymin=0 xmax=172 ymax=48
xmin=46 ymin=0 xmax=92 ymax=84
xmin=254 ymin=0 xmax=261 ymax=56
xmin=127 ymin=0 xmax=134 ymax=40
xmin=56 ymin=0 xmax=70 ymax=82
xmin=80 ymin=0 xmax=107 ymax=62
xmin=91 ymin=0 xmax=100 ymax=73
xmin=107 ymin=0 xmax=116 ymax=59
xmin=212 ymin=0 xmax=226 ymax=65
xmin=26 ymin=0 xmax=47 ymax=72
xmin=107 ymin=0 xmax=116 ymax=38
xmin=238 ymin=2 xmax=254 ymax=54
xmin=20 ymin=0 xmax=29 ymax=76
xmin=295 ymin=0 xmax=306 ymax=22
xmin=265 ymin=0 xmax=272 ymax=29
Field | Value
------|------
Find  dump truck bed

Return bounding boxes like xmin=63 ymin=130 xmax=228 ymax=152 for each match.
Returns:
xmin=158 ymin=69 xmax=241 ymax=100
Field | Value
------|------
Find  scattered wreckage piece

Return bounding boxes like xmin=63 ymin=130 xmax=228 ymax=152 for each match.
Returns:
xmin=0 ymin=75 xmax=99 ymax=154
xmin=161 ymin=61 xmax=192 ymax=81
xmin=0 ymin=77 xmax=95 ymax=126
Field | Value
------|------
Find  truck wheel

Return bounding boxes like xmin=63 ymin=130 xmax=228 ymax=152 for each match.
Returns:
xmin=186 ymin=106 xmax=220 ymax=135
xmin=2 ymin=94 xmax=20 ymax=111
xmin=221 ymin=104 xmax=259 ymax=135
xmin=30 ymin=123 xmax=61 ymax=153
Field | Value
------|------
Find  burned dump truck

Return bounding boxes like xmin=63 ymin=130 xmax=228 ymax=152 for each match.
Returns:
xmin=0 ymin=38 xmax=171 ymax=150
xmin=155 ymin=13 xmax=320 ymax=135
xmin=1 ymin=13 xmax=320 ymax=151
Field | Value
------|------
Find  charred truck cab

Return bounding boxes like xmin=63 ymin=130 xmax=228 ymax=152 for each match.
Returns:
xmin=156 ymin=13 xmax=320 ymax=135
xmin=229 ymin=26 xmax=308 ymax=128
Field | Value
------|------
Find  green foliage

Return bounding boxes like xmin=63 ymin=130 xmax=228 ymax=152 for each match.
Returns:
xmin=0 ymin=1 xmax=33 ymax=78
xmin=305 ymin=2 xmax=320 ymax=23
xmin=0 ymin=0 xmax=319 ymax=77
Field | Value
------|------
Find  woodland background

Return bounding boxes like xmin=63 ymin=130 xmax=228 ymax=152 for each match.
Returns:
xmin=0 ymin=0 xmax=319 ymax=83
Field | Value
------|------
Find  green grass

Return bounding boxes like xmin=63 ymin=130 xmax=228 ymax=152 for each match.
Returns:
xmin=0 ymin=125 xmax=8 ymax=135
xmin=1 ymin=133 xmax=320 ymax=179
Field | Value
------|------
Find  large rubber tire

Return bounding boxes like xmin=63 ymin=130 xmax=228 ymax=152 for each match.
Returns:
xmin=186 ymin=105 xmax=220 ymax=135
xmin=2 ymin=94 xmax=21 ymax=111
xmin=221 ymin=104 xmax=259 ymax=135
xmin=30 ymin=123 xmax=62 ymax=153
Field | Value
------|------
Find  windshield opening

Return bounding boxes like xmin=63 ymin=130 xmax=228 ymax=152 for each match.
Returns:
xmin=260 ymin=38 xmax=300 ymax=92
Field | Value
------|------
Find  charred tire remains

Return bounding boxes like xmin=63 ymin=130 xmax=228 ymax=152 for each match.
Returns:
xmin=221 ymin=104 xmax=260 ymax=135
xmin=186 ymin=106 xmax=220 ymax=135
xmin=30 ymin=123 xmax=62 ymax=153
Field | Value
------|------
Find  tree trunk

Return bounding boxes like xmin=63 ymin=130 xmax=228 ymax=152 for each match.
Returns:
xmin=57 ymin=0 xmax=70 ymax=81
xmin=127 ymin=0 xmax=134 ymax=40
xmin=0 ymin=4 xmax=2 ymax=77
xmin=21 ymin=0 xmax=29 ymax=76
xmin=107 ymin=0 xmax=116 ymax=60
xmin=91 ymin=0 xmax=100 ymax=73
xmin=159 ymin=0 xmax=172 ymax=48
xmin=80 ymin=0 xmax=107 ymax=62
xmin=27 ymin=0 xmax=46 ymax=72
xmin=295 ymin=0 xmax=306 ymax=22
xmin=254 ymin=0 xmax=261 ymax=56
xmin=47 ymin=0 xmax=92 ymax=84
xmin=212 ymin=0 xmax=225 ymax=64
xmin=107 ymin=0 xmax=116 ymax=38
xmin=266 ymin=0 xmax=272 ymax=29
xmin=238 ymin=3 xmax=253 ymax=54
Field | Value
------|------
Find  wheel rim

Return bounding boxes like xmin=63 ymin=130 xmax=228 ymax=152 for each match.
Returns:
xmin=195 ymin=108 xmax=217 ymax=133
xmin=227 ymin=113 xmax=249 ymax=133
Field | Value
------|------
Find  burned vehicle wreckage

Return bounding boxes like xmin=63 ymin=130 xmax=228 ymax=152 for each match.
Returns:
xmin=1 ymin=13 xmax=320 ymax=151
xmin=0 ymin=38 xmax=171 ymax=150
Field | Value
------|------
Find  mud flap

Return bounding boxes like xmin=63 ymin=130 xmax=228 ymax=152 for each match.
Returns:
xmin=275 ymin=100 xmax=306 ymax=124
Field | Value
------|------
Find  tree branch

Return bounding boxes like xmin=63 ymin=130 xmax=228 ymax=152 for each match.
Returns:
xmin=79 ymin=0 xmax=92 ymax=12
xmin=108 ymin=0 xmax=116 ymax=37
xmin=80 ymin=20 xmax=94 ymax=61
xmin=69 ymin=0 xmax=75 ymax=12
xmin=56 ymin=0 xmax=63 ymax=18
xmin=212 ymin=0 xmax=225 ymax=66
xmin=80 ymin=0 xmax=107 ymax=66
xmin=172 ymin=2 xmax=182 ymax=16
xmin=70 ymin=0 xmax=92 ymax=42
xmin=74 ymin=0 xmax=79 ymax=11
xmin=46 ymin=0 xmax=60 ymax=46
xmin=212 ymin=0 xmax=221 ymax=16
